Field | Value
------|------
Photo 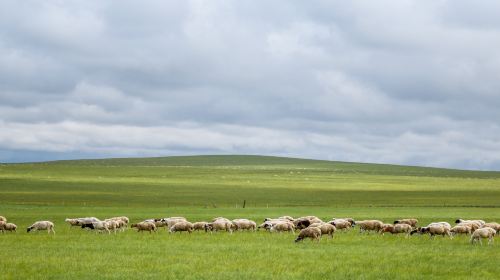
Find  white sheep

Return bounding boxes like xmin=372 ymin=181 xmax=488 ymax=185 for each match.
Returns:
xmin=482 ymin=222 xmax=500 ymax=231
xmin=205 ymin=220 xmax=233 ymax=234
xmin=27 ymin=221 xmax=55 ymax=234
xmin=414 ymin=225 xmax=452 ymax=239
xmin=131 ymin=222 xmax=156 ymax=233
xmin=356 ymin=220 xmax=384 ymax=233
xmin=455 ymin=219 xmax=485 ymax=226
xmin=104 ymin=219 xmax=120 ymax=234
xmin=328 ymin=219 xmax=352 ymax=232
xmin=295 ymin=227 xmax=322 ymax=242
xmin=380 ymin=224 xmax=412 ymax=237
xmin=193 ymin=222 xmax=208 ymax=231
xmin=270 ymin=221 xmax=295 ymax=233
xmin=65 ymin=218 xmax=82 ymax=227
xmin=169 ymin=221 xmax=194 ymax=234
xmin=427 ymin=222 xmax=451 ymax=229
xmin=0 ymin=216 xmax=6 ymax=222
xmin=0 ymin=221 xmax=17 ymax=233
xmin=311 ymin=223 xmax=336 ymax=238
xmin=450 ymin=225 xmax=472 ymax=236
xmin=232 ymin=219 xmax=257 ymax=231
xmin=393 ymin=218 xmax=418 ymax=227
xmin=470 ymin=227 xmax=496 ymax=245
xmin=160 ymin=217 xmax=187 ymax=229
xmin=92 ymin=221 xmax=111 ymax=234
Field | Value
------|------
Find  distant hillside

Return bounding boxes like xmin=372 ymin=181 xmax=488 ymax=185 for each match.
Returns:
xmin=16 ymin=155 xmax=500 ymax=179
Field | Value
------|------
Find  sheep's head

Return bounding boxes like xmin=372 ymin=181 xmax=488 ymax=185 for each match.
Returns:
xmin=130 ymin=224 xmax=137 ymax=228
xmin=205 ymin=223 xmax=214 ymax=231
xmin=455 ymin=219 xmax=462 ymax=224
xmin=26 ymin=226 xmax=33 ymax=232
xmin=294 ymin=236 xmax=303 ymax=242
xmin=393 ymin=220 xmax=400 ymax=225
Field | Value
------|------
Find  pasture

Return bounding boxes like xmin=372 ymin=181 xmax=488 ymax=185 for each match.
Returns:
xmin=1 ymin=155 xmax=500 ymax=279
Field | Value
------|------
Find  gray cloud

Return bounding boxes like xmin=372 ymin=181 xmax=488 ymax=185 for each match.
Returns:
xmin=0 ymin=0 xmax=499 ymax=170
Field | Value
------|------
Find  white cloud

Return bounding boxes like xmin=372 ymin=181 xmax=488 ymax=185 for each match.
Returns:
xmin=0 ymin=0 xmax=500 ymax=169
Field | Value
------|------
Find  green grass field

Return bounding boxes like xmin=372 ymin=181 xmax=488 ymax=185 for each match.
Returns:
xmin=1 ymin=155 xmax=500 ymax=279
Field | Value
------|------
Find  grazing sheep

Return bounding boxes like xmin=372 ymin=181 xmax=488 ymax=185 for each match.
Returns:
xmin=457 ymin=222 xmax=480 ymax=231
xmin=193 ymin=222 xmax=208 ymax=231
xmin=92 ymin=221 xmax=111 ymax=234
xmin=450 ymin=225 xmax=472 ymax=236
xmin=270 ymin=221 xmax=295 ymax=233
xmin=109 ymin=216 xmax=129 ymax=224
xmin=0 ymin=221 xmax=17 ymax=233
xmin=144 ymin=219 xmax=166 ymax=229
xmin=169 ymin=221 xmax=194 ymax=234
xmin=118 ymin=220 xmax=128 ymax=231
xmin=205 ymin=220 xmax=233 ymax=234
xmin=427 ymin=222 xmax=451 ymax=229
xmin=77 ymin=217 xmax=100 ymax=224
xmin=311 ymin=223 xmax=336 ymax=238
xmin=160 ymin=217 xmax=188 ymax=229
xmin=2 ymin=223 xmax=17 ymax=232
xmin=295 ymin=227 xmax=322 ymax=243
xmin=380 ymin=224 xmax=412 ymax=237
xmin=65 ymin=218 xmax=82 ymax=227
xmin=258 ymin=222 xmax=273 ymax=231
xmin=104 ymin=219 xmax=120 ymax=234
xmin=131 ymin=222 xmax=156 ymax=233
xmin=0 ymin=216 xmax=6 ymax=222
xmin=332 ymin=218 xmax=356 ymax=227
xmin=455 ymin=219 xmax=485 ymax=226
xmin=412 ymin=225 xmax=452 ymax=239
xmin=470 ymin=227 xmax=496 ymax=245
xmin=232 ymin=219 xmax=257 ymax=231
xmin=394 ymin=219 xmax=418 ymax=227
xmin=294 ymin=218 xmax=311 ymax=229
xmin=293 ymin=216 xmax=324 ymax=229
xmin=356 ymin=220 xmax=384 ymax=234
xmin=328 ymin=219 xmax=352 ymax=232
xmin=27 ymin=221 xmax=55 ymax=234
xmin=482 ymin=222 xmax=500 ymax=231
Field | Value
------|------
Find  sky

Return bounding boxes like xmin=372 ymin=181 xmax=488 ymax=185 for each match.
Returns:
xmin=1 ymin=0 xmax=500 ymax=170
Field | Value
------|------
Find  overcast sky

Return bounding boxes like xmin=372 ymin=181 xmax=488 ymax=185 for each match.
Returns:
xmin=1 ymin=0 xmax=500 ymax=170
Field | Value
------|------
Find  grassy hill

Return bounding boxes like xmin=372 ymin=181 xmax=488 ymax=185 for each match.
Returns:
xmin=1 ymin=155 xmax=500 ymax=279
xmin=1 ymin=155 xmax=500 ymax=208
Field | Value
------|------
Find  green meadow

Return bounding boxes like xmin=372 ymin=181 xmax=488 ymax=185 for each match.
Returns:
xmin=1 ymin=155 xmax=500 ymax=279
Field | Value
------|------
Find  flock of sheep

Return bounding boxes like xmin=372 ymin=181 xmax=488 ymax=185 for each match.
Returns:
xmin=1 ymin=215 xmax=498 ymax=245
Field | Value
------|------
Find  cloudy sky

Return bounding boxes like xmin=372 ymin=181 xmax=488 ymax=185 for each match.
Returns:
xmin=1 ymin=0 xmax=500 ymax=170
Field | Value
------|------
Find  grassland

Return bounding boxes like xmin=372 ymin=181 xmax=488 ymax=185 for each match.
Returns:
xmin=1 ymin=155 xmax=500 ymax=279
